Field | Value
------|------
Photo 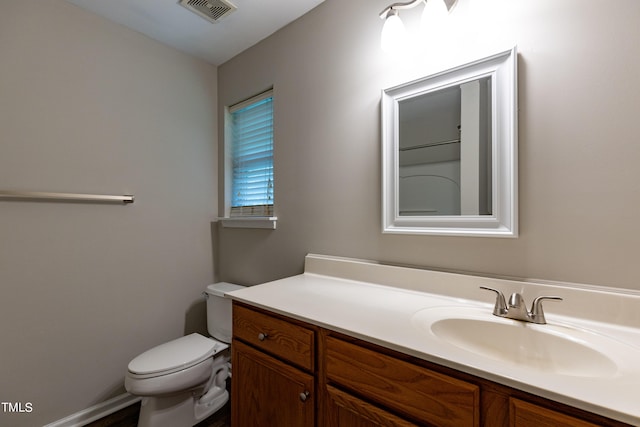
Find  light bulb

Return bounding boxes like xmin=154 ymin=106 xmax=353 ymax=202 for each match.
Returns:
xmin=421 ymin=0 xmax=448 ymax=35
xmin=381 ymin=13 xmax=408 ymax=53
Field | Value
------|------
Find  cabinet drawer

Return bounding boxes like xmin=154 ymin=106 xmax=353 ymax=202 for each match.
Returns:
xmin=510 ymin=398 xmax=601 ymax=427
xmin=326 ymin=336 xmax=479 ymax=427
xmin=233 ymin=303 xmax=314 ymax=370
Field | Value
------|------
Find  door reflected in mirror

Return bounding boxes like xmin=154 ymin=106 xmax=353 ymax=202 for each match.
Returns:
xmin=382 ymin=48 xmax=517 ymax=237
xmin=398 ymin=76 xmax=492 ymax=217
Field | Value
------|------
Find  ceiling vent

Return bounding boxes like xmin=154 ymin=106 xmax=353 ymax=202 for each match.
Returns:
xmin=179 ymin=0 xmax=237 ymax=24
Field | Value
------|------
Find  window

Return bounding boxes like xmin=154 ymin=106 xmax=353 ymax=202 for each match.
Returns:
xmin=223 ymin=90 xmax=275 ymax=228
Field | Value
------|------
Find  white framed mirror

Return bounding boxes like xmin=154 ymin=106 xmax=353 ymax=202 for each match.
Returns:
xmin=382 ymin=47 xmax=518 ymax=237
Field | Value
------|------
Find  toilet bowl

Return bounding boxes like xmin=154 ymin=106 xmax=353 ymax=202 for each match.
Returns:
xmin=124 ymin=282 xmax=244 ymax=427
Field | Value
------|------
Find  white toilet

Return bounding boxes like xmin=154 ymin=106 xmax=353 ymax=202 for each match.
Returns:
xmin=125 ymin=282 xmax=244 ymax=427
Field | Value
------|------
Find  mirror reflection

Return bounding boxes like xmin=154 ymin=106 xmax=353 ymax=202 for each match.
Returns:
xmin=398 ymin=77 xmax=492 ymax=216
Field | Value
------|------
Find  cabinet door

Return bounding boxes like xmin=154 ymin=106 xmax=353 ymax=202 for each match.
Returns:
xmin=510 ymin=398 xmax=601 ymax=427
xmin=232 ymin=340 xmax=314 ymax=427
xmin=325 ymin=385 xmax=418 ymax=427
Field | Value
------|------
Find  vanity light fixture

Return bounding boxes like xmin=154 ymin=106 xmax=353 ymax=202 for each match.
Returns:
xmin=379 ymin=0 xmax=457 ymax=52
xmin=380 ymin=9 xmax=407 ymax=53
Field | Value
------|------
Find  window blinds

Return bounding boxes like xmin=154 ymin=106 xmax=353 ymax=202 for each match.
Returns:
xmin=230 ymin=91 xmax=274 ymax=217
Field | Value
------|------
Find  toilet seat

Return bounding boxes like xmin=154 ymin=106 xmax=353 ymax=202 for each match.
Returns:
xmin=128 ymin=333 xmax=228 ymax=378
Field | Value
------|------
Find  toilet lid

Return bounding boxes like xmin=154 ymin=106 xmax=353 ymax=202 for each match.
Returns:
xmin=128 ymin=333 xmax=226 ymax=376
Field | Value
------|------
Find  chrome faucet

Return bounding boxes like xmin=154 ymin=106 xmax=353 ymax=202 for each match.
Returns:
xmin=480 ymin=287 xmax=562 ymax=324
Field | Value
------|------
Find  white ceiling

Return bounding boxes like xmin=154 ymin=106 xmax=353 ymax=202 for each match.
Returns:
xmin=65 ymin=0 xmax=325 ymax=65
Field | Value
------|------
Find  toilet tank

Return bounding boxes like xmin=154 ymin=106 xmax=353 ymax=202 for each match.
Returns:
xmin=205 ymin=282 xmax=245 ymax=343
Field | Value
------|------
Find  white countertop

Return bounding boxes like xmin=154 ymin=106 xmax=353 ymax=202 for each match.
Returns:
xmin=228 ymin=254 xmax=640 ymax=425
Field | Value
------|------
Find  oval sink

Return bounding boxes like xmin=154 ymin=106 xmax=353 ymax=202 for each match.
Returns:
xmin=412 ymin=306 xmax=624 ymax=378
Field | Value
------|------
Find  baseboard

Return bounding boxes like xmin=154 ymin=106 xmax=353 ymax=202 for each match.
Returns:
xmin=44 ymin=393 xmax=141 ymax=427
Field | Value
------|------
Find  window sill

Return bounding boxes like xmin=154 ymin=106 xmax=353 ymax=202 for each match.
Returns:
xmin=219 ymin=216 xmax=277 ymax=230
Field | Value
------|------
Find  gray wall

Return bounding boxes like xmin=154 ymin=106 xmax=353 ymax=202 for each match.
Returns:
xmin=217 ymin=0 xmax=640 ymax=291
xmin=0 ymin=1 xmax=218 ymax=425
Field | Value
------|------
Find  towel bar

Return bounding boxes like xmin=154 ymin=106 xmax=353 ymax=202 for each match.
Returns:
xmin=0 ymin=190 xmax=134 ymax=204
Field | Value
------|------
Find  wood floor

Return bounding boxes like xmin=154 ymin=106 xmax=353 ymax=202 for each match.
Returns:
xmin=85 ymin=401 xmax=231 ymax=427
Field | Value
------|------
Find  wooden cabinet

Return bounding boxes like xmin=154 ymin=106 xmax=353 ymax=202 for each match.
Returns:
xmin=320 ymin=332 xmax=630 ymax=427
xmin=231 ymin=303 xmax=316 ymax=427
xmin=232 ymin=302 xmax=632 ymax=427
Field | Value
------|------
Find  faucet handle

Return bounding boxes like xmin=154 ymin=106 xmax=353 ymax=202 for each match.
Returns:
xmin=530 ymin=296 xmax=563 ymax=324
xmin=508 ymin=292 xmax=525 ymax=308
xmin=479 ymin=286 xmax=508 ymax=316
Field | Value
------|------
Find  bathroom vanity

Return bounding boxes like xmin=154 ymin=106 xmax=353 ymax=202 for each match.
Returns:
xmin=229 ymin=254 xmax=640 ymax=426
